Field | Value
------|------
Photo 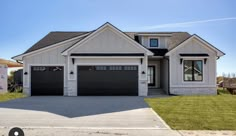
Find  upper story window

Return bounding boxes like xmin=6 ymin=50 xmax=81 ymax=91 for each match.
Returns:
xmin=149 ymin=38 xmax=159 ymax=47
xmin=183 ymin=60 xmax=203 ymax=81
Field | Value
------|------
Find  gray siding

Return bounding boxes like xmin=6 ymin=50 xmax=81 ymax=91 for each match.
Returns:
xmin=22 ymin=40 xmax=78 ymax=95
xmin=142 ymin=36 xmax=167 ymax=48
xmin=67 ymin=27 xmax=149 ymax=96
xmin=169 ymin=38 xmax=217 ymax=95
xmin=72 ymin=28 xmax=146 ymax=53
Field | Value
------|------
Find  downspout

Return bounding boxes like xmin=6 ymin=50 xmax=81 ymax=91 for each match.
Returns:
xmin=164 ymin=57 xmax=173 ymax=95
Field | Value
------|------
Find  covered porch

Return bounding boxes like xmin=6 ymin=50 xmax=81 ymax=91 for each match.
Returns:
xmin=147 ymin=57 xmax=169 ymax=95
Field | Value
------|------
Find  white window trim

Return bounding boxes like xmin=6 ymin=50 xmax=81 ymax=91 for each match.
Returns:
xmin=148 ymin=37 xmax=160 ymax=48
xmin=182 ymin=58 xmax=205 ymax=83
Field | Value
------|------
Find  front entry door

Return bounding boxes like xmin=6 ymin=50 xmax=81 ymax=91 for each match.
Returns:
xmin=148 ymin=66 xmax=155 ymax=86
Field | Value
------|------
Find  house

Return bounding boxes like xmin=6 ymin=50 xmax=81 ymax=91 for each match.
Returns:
xmin=0 ymin=64 xmax=7 ymax=93
xmin=0 ymin=58 xmax=23 ymax=93
xmin=12 ymin=22 xmax=225 ymax=96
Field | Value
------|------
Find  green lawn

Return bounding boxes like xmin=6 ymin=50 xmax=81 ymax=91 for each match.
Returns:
xmin=145 ymin=93 xmax=236 ymax=130
xmin=0 ymin=93 xmax=26 ymax=102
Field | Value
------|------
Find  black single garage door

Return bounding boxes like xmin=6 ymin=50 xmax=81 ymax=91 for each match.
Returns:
xmin=31 ymin=66 xmax=64 ymax=96
xmin=77 ymin=65 xmax=138 ymax=96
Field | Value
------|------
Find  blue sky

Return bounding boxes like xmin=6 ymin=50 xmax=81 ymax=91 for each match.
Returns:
xmin=0 ymin=0 xmax=235 ymax=75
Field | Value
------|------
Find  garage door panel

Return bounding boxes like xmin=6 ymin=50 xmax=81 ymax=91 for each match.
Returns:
xmin=78 ymin=66 xmax=138 ymax=96
xmin=31 ymin=66 xmax=63 ymax=96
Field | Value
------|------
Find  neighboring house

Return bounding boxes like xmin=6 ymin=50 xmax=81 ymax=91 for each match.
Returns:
xmin=12 ymin=22 xmax=225 ymax=96
xmin=0 ymin=64 xmax=7 ymax=93
xmin=0 ymin=58 xmax=23 ymax=93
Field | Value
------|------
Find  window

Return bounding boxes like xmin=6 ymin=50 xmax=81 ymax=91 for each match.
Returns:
xmin=184 ymin=60 xmax=203 ymax=81
xmin=95 ymin=66 xmax=107 ymax=70
xmin=124 ymin=66 xmax=137 ymax=71
xmin=49 ymin=66 xmax=62 ymax=71
xmin=109 ymin=66 xmax=122 ymax=70
xmin=150 ymin=38 xmax=159 ymax=47
xmin=148 ymin=66 xmax=155 ymax=86
xmin=32 ymin=66 xmax=46 ymax=72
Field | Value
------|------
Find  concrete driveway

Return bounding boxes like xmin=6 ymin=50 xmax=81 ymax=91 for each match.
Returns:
xmin=0 ymin=96 xmax=169 ymax=129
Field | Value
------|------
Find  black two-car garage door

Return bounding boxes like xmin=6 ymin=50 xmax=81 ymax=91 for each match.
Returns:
xmin=31 ymin=66 xmax=64 ymax=96
xmin=77 ymin=66 xmax=138 ymax=96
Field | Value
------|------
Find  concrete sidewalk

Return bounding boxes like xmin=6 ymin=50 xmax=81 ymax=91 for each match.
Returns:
xmin=1 ymin=128 xmax=236 ymax=136
xmin=0 ymin=127 xmax=181 ymax=136
xmin=179 ymin=130 xmax=236 ymax=136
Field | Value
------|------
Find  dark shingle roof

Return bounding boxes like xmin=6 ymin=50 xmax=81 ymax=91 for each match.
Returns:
xmin=23 ymin=31 xmax=191 ymax=54
xmin=24 ymin=32 xmax=90 ymax=53
xmin=167 ymin=32 xmax=191 ymax=50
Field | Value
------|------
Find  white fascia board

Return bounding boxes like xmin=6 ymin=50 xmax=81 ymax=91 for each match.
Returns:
xmin=61 ymin=22 xmax=154 ymax=56
xmin=193 ymin=35 xmax=225 ymax=57
xmin=12 ymin=33 xmax=90 ymax=61
xmin=165 ymin=35 xmax=225 ymax=57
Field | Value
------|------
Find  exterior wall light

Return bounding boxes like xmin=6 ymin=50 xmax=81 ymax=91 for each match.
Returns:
xmin=70 ymin=71 xmax=74 ymax=74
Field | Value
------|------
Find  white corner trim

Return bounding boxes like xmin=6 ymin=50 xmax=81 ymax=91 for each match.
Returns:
xmin=12 ymin=33 xmax=90 ymax=61
xmin=61 ymin=23 xmax=154 ymax=56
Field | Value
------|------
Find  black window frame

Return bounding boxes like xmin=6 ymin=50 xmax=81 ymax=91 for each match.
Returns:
xmin=149 ymin=38 xmax=159 ymax=47
xmin=148 ymin=66 xmax=155 ymax=86
xmin=183 ymin=60 xmax=203 ymax=82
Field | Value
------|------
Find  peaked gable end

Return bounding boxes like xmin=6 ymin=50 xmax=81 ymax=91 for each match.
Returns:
xmin=166 ymin=35 xmax=225 ymax=57
xmin=62 ymin=22 xmax=153 ymax=56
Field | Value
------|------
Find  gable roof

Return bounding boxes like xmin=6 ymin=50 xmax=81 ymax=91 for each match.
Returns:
xmin=13 ymin=22 xmax=224 ymax=60
xmin=166 ymin=34 xmax=225 ymax=57
xmin=19 ymin=30 xmax=191 ymax=56
xmin=61 ymin=22 xmax=154 ymax=56
xmin=24 ymin=31 xmax=90 ymax=53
